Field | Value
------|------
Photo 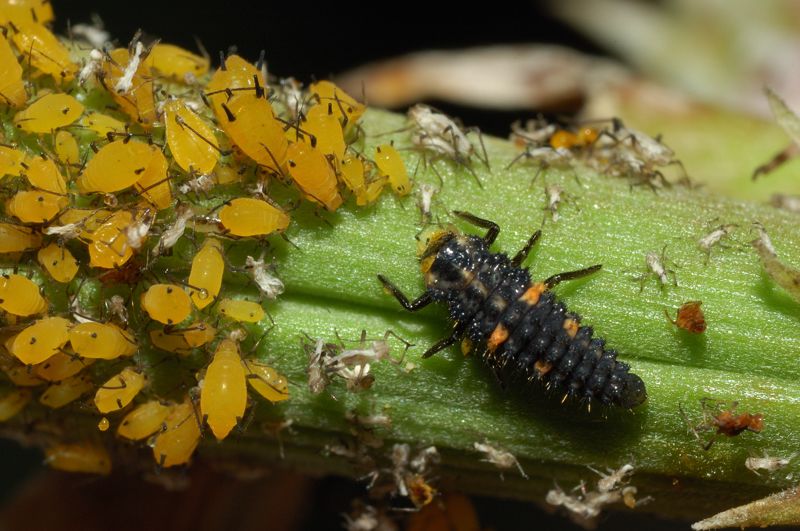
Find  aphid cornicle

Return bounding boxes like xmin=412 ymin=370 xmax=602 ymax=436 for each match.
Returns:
xmin=377 ymin=212 xmax=647 ymax=409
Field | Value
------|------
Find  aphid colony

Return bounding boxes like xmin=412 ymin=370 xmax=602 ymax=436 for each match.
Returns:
xmin=509 ymin=117 xmax=685 ymax=189
xmin=0 ymin=2 xmax=411 ymax=474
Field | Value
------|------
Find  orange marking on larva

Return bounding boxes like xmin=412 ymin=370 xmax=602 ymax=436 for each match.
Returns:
xmin=487 ymin=324 xmax=509 ymax=352
xmin=563 ymin=318 xmax=579 ymax=338
xmin=461 ymin=338 xmax=473 ymax=356
xmin=534 ymin=360 xmax=552 ymax=377
xmin=420 ymin=255 xmax=435 ymax=274
xmin=520 ymin=283 xmax=546 ymax=304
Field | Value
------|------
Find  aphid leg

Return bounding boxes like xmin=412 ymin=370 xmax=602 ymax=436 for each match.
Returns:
xmin=377 ymin=275 xmax=433 ymax=312
xmin=543 ymin=264 xmax=602 ymax=289
xmin=511 ymin=230 xmax=542 ymax=267
xmin=451 ymin=211 xmax=500 ymax=245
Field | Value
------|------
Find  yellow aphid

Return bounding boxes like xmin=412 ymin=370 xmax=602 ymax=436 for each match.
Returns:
xmin=13 ymin=93 xmax=83 ymax=133
xmin=100 ymin=47 xmax=156 ymax=127
xmin=39 ymin=373 xmax=93 ymax=408
xmin=94 ymin=367 xmax=146 ymax=413
xmin=164 ymin=99 xmax=219 ymax=174
xmin=214 ymin=163 xmax=242 ymax=185
xmin=97 ymin=417 xmax=110 ymax=431
xmin=0 ymin=223 xmax=41 ymax=252
xmin=54 ymin=130 xmax=80 ymax=165
xmin=0 ymin=274 xmax=46 ymax=316
xmin=303 ymin=103 xmax=346 ymax=160
xmin=218 ymin=197 xmax=290 ymax=237
xmin=69 ymin=322 xmax=137 ymax=359
xmin=86 ymin=210 xmax=134 ymax=268
xmin=78 ymin=139 xmax=159 ymax=193
xmin=44 ymin=443 xmax=111 ymax=475
xmin=0 ymin=0 xmax=54 ymax=26
xmin=10 ymin=21 xmax=75 ymax=82
xmin=117 ymin=400 xmax=170 ymax=440
xmin=6 ymin=189 xmax=66 ymax=223
xmin=181 ymin=321 xmax=216 ymax=348
xmin=134 ymin=148 xmax=171 ymax=210
xmin=188 ymin=238 xmax=224 ymax=309
xmin=9 ymin=316 xmax=70 ymax=365
xmin=0 ymin=34 xmax=26 ymax=107
xmin=3 ymin=364 xmax=45 ymax=386
xmin=37 ymin=243 xmax=79 ymax=283
xmin=152 ymin=399 xmax=201 ymax=467
xmin=0 ymin=388 xmax=30 ymax=420
xmin=206 ymin=55 xmax=287 ymax=171
xmin=286 ymin=142 xmax=342 ymax=211
xmin=243 ymin=360 xmax=289 ymax=403
xmin=34 ymin=351 xmax=94 ymax=381
xmin=24 ymin=156 xmax=67 ymax=195
xmin=141 ymin=284 xmax=191 ymax=325
xmin=149 ymin=328 xmax=192 ymax=356
xmin=201 ymin=338 xmax=247 ymax=440
xmin=218 ymin=298 xmax=265 ymax=323
xmin=145 ymin=44 xmax=209 ymax=80
xmin=339 ymin=154 xmax=365 ymax=194
xmin=79 ymin=111 xmax=127 ymax=136
xmin=309 ymin=80 xmax=365 ymax=127
xmin=375 ymin=144 xmax=411 ymax=196
xmin=361 ymin=176 xmax=388 ymax=206
xmin=0 ymin=145 xmax=25 ymax=178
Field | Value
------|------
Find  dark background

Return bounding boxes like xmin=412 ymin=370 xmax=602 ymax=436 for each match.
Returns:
xmin=0 ymin=2 xmax=689 ymax=530
xmin=53 ymin=0 xmax=614 ymax=136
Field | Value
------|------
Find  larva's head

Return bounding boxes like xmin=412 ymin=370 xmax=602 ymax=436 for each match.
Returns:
xmin=416 ymin=225 xmax=457 ymax=274
xmin=615 ymin=373 xmax=647 ymax=409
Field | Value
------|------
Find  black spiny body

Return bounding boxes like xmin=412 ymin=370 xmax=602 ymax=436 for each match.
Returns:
xmin=378 ymin=211 xmax=647 ymax=410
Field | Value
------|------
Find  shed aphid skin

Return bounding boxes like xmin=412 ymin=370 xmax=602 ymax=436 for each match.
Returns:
xmin=152 ymin=204 xmax=194 ymax=257
xmin=665 ymin=301 xmax=706 ymax=334
xmin=546 ymin=463 xmax=647 ymax=527
xmin=632 ymin=246 xmax=677 ymax=292
xmin=698 ymin=223 xmax=738 ymax=264
xmin=473 ymin=440 xmax=528 ymax=479
xmin=417 ymin=183 xmax=437 ymax=224
xmin=745 ymin=452 xmax=795 ymax=476
xmin=751 ymin=221 xmax=800 ymax=303
xmin=408 ymin=104 xmax=490 ymax=181
xmin=304 ymin=337 xmax=331 ymax=395
xmin=244 ymin=254 xmax=284 ymax=299
xmin=378 ymin=211 xmax=647 ymax=410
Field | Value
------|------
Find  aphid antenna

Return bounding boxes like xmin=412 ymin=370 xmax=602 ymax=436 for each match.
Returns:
xmin=171 ymin=114 xmax=231 ymax=156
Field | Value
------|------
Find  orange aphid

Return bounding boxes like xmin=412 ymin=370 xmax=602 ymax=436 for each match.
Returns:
xmin=164 ymin=99 xmax=219 ymax=174
xmin=188 ymin=238 xmax=224 ymax=309
xmin=201 ymin=338 xmax=247 ymax=440
xmin=79 ymin=111 xmax=127 ymax=137
xmin=86 ymin=210 xmax=135 ymax=268
xmin=0 ymin=145 xmax=26 ymax=178
xmin=152 ymin=398 xmax=201 ymax=467
xmin=39 ymin=373 xmax=93 ymax=408
xmin=218 ymin=197 xmax=290 ymax=237
xmin=6 ymin=189 xmax=66 ymax=223
xmin=9 ymin=316 xmax=70 ymax=364
xmin=145 ymin=43 xmax=209 ymax=80
xmin=309 ymin=80 xmax=365 ymax=127
xmin=94 ymin=366 xmax=146 ymax=413
xmin=34 ymin=352 xmax=94 ymax=382
xmin=666 ymin=301 xmax=706 ymax=333
xmin=13 ymin=93 xmax=84 ymax=133
xmin=9 ymin=21 xmax=76 ymax=82
xmin=24 ymin=156 xmax=67 ymax=194
xmin=302 ymin=102 xmax=346 ymax=160
xmin=217 ymin=298 xmax=265 ymax=323
xmin=69 ymin=322 xmax=137 ymax=359
xmin=0 ymin=388 xmax=31 ymax=420
xmin=0 ymin=34 xmax=26 ymax=107
xmin=117 ymin=400 xmax=171 ymax=441
xmin=0 ymin=0 xmax=54 ymax=26
xmin=141 ymin=284 xmax=191 ymax=325
xmin=205 ymin=55 xmax=287 ymax=171
xmin=0 ymin=222 xmax=42 ymax=252
xmin=0 ymin=274 xmax=46 ymax=316
xmin=44 ymin=443 xmax=111 ymax=475
xmin=78 ymin=139 xmax=159 ymax=193
xmin=54 ymin=130 xmax=80 ymax=165
xmin=374 ymin=144 xmax=410 ymax=196
xmin=286 ymin=142 xmax=342 ymax=210
xmin=134 ymin=148 xmax=171 ymax=210
xmin=37 ymin=243 xmax=79 ymax=283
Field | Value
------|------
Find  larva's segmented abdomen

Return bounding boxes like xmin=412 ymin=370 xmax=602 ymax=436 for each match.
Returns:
xmin=426 ymin=235 xmax=646 ymax=409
